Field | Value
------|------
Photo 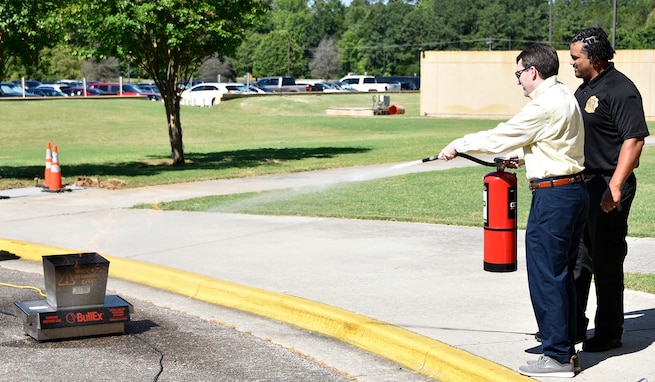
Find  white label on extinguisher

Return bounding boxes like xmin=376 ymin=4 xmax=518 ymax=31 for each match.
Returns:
xmin=508 ymin=186 xmax=517 ymax=219
xmin=483 ymin=183 xmax=489 ymax=226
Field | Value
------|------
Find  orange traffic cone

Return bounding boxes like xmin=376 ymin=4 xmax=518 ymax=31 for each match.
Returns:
xmin=48 ymin=145 xmax=62 ymax=191
xmin=44 ymin=142 xmax=52 ymax=188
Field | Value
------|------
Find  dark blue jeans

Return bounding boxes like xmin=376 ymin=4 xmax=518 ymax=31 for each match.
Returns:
xmin=576 ymin=173 xmax=637 ymax=340
xmin=526 ymin=181 xmax=589 ymax=364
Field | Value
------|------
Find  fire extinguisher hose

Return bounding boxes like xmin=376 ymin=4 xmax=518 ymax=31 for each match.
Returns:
xmin=421 ymin=152 xmax=501 ymax=167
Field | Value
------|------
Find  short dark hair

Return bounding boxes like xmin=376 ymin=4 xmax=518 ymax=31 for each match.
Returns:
xmin=571 ymin=27 xmax=615 ymax=63
xmin=516 ymin=43 xmax=559 ymax=79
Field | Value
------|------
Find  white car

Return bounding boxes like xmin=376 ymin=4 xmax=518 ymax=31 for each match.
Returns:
xmin=180 ymin=82 xmax=246 ymax=107
xmin=338 ymin=75 xmax=401 ymax=92
xmin=36 ymin=84 xmax=71 ymax=94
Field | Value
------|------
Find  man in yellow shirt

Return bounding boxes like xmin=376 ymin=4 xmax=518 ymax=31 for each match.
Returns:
xmin=439 ymin=43 xmax=587 ymax=378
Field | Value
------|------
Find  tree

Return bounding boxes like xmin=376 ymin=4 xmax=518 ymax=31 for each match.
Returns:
xmin=199 ymin=54 xmax=236 ymax=82
xmin=81 ymin=57 xmax=121 ymax=82
xmin=270 ymin=0 xmax=313 ymax=48
xmin=0 ymin=0 xmax=65 ymax=80
xmin=552 ymin=0 xmax=588 ymax=48
xmin=309 ymin=36 xmax=341 ymax=79
xmin=234 ymin=32 xmax=266 ymax=76
xmin=308 ymin=0 xmax=347 ymax=47
xmin=46 ymin=45 xmax=84 ymax=80
xmin=252 ymin=30 xmax=305 ymax=77
xmin=69 ymin=0 xmax=269 ymax=165
xmin=340 ymin=0 xmax=413 ymax=75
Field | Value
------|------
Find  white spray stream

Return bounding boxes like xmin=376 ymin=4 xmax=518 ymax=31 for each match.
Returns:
xmin=209 ymin=159 xmax=428 ymax=212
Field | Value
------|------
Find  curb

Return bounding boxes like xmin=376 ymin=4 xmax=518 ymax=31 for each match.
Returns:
xmin=0 ymin=238 xmax=531 ymax=382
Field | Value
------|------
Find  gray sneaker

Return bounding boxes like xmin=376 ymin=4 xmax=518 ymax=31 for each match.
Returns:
xmin=527 ymin=353 xmax=581 ymax=373
xmin=519 ymin=355 xmax=575 ymax=378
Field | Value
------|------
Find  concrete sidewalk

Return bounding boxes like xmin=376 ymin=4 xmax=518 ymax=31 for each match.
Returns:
xmin=1 ymin=158 xmax=654 ymax=381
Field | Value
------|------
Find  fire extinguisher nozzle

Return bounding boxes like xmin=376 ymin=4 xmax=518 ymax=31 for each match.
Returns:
xmin=422 ymin=155 xmax=438 ymax=163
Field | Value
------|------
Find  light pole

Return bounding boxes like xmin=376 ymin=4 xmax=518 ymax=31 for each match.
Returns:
xmin=549 ymin=0 xmax=553 ymax=44
xmin=612 ymin=0 xmax=617 ymax=48
xmin=287 ymin=39 xmax=291 ymax=77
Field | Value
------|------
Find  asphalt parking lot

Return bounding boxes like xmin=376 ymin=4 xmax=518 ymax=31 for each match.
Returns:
xmin=0 ymin=260 xmax=434 ymax=382
xmin=0 ymin=265 xmax=353 ymax=382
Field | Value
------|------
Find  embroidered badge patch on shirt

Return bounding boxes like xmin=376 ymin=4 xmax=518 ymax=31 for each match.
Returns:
xmin=585 ymin=95 xmax=599 ymax=113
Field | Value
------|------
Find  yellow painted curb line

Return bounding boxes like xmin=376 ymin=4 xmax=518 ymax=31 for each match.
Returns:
xmin=1 ymin=238 xmax=531 ymax=382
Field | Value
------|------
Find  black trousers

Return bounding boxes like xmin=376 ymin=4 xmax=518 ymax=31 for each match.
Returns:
xmin=576 ymin=172 xmax=637 ymax=340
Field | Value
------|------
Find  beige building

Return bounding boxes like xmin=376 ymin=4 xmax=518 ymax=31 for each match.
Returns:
xmin=420 ymin=50 xmax=654 ymax=120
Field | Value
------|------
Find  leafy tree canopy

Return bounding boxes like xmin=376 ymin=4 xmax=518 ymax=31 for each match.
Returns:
xmin=253 ymin=30 xmax=306 ymax=77
xmin=0 ymin=0 xmax=65 ymax=78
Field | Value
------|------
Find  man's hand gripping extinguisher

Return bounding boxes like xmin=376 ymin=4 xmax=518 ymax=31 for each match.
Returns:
xmin=423 ymin=153 xmax=518 ymax=272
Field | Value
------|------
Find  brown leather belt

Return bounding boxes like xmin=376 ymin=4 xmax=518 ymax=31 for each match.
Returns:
xmin=529 ymin=173 xmax=584 ymax=190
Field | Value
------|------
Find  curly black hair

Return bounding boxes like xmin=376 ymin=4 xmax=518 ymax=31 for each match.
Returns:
xmin=571 ymin=27 xmax=615 ymax=63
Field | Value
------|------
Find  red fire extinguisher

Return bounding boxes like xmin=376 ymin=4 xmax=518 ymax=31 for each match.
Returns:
xmin=483 ymin=163 xmax=517 ymax=272
xmin=422 ymin=152 xmax=518 ymax=272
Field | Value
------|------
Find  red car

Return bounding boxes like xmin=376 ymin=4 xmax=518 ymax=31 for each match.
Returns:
xmin=88 ymin=82 xmax=160 ymax=101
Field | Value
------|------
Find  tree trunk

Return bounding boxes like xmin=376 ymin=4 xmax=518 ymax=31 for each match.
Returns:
xmin=162 ymin=87 xmax=185 ymax=166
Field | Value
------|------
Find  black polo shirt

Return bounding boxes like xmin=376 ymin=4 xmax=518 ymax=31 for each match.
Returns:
xmin=574 ymin=62 xmax=650 ymax=173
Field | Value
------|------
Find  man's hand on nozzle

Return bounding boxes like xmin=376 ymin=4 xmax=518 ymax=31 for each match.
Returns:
xmin=502 ymin=156 xmax=520 ymax=169
xmin=438 ymin=142 xmax=458 ymax=161
xmin=502 ymin=151 xmax=521 ymax=169
xmin=494 ymin=154 xmax=520 ymax=171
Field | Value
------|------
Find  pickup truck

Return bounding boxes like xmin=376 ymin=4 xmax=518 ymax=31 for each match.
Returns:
xmin=255 ymin=76 xmax=309 ymax=92
xmin=338 ymin=75 xmax=401 ymax=92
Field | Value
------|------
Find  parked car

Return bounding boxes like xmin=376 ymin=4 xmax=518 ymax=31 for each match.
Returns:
xmin=0 ymin=82 xmax=38 ymax=97
xmin=32 ymin=88 xmax=67 ymax=97
xmin=339 ymin=75 xmax=401 ymax=92
xmin=376 ymin=76 xmax=420 ymax=91
xmin=312 ymin=82 xmax=342 ymax=92
xmin=296 ymin=80 xmax=341 ymax=92
xmin=327 ymin=81 xmax=358 ymax=92
xmin=61 ymin=87 xmax=109 ymax=96
xmin=12 ymin=80 xmax=42 ymax=91
xmin=244 ymin=84 xmax=271 ymax=93
xmin=180 ymin=82 xmax=246 ymax=107
xmin=35 ymin=84 xmax=71 ymax=94
xmin=135 ymin=83 xmax=160 ymax=94
xmin=88 ymin=82 xmax=161 ymax=100
xmin=56 ymin=79 xmax=84 ymax=88
xmin=255 ymin=76 xmax=309 ymax=92
xmin=178 ymin=80 xmax=206 ymax=91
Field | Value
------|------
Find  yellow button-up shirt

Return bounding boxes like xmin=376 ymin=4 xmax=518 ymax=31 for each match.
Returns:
xmin=453 ymin=76 xmax=585 ymax=180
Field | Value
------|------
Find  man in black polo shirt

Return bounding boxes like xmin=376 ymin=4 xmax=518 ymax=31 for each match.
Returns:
xmin=570 ymin=27 xmax=650 ymax=352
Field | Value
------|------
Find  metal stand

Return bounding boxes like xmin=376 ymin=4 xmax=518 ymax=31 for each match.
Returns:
xmin=13 ymin=252 xmax=133 ymax=341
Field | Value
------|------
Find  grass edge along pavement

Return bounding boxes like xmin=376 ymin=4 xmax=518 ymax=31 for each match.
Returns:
xmin=0 ymin=238 xmax=531 ymax=382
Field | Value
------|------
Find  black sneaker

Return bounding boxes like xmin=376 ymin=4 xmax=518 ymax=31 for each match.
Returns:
xmin=582 ymin=336 xmax=622 ymax=352
xmin=571 ymin=352 xmax=581 ymax=373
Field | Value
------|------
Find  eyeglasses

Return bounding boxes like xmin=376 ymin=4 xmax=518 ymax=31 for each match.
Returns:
xmin=514 ymin=67 xmax=530 ymax=79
